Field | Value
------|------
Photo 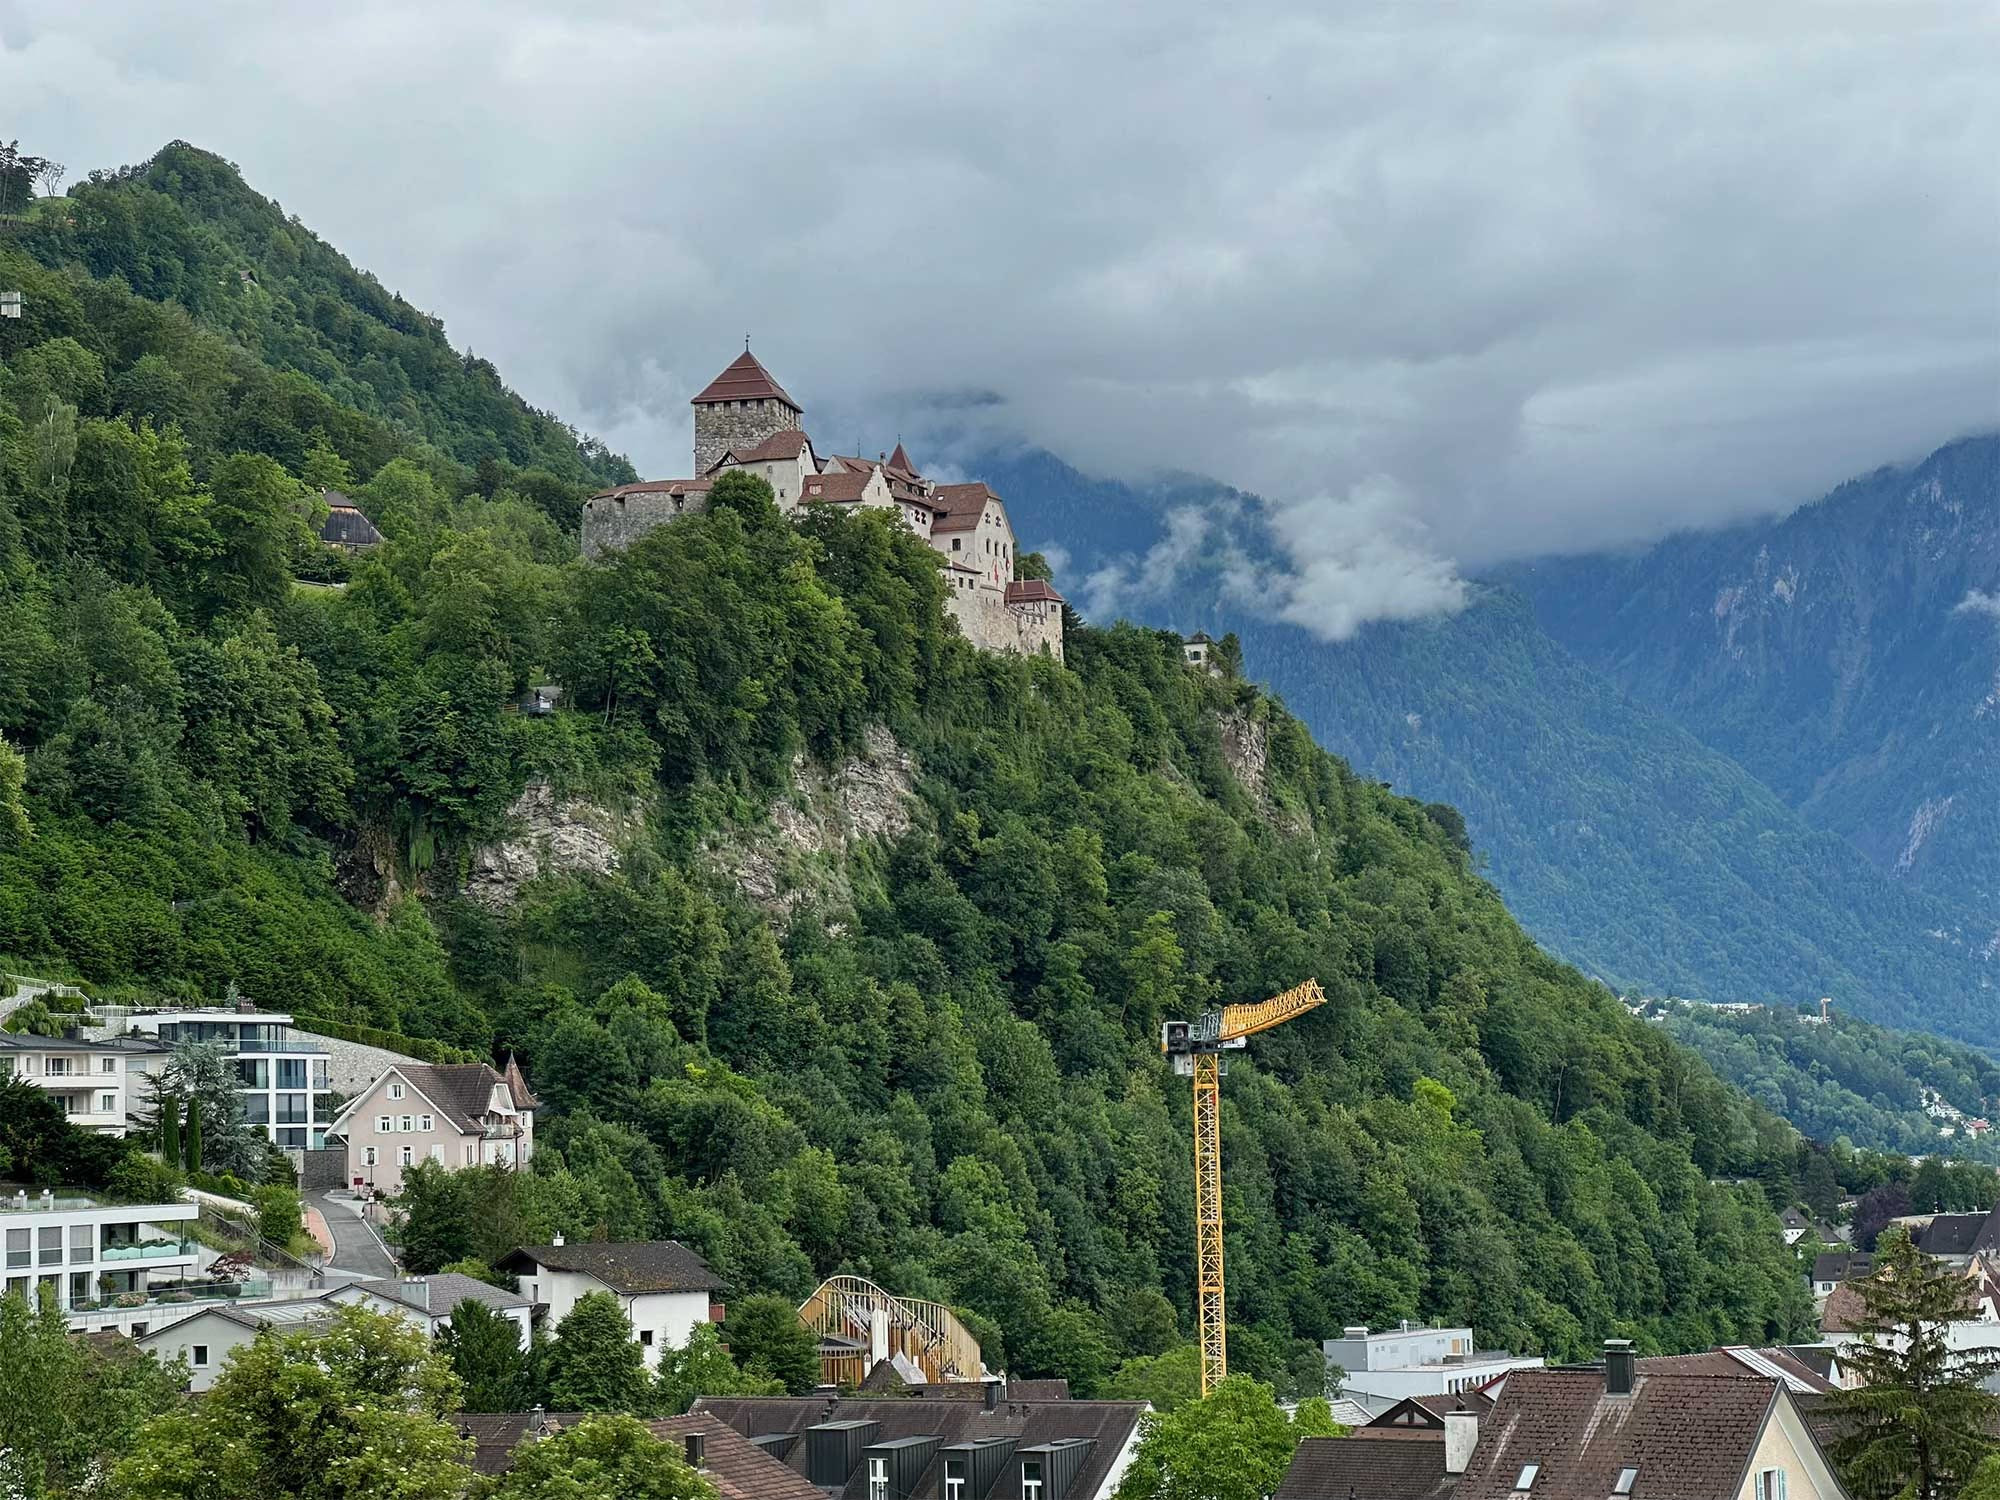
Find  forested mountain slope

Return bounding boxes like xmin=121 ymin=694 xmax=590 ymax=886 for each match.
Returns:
xmin=980 ymin=451 xmax=1996 ymax=1041
xmin=0 ymin=143 xmax=1813 ymax=1388
xmin=1507 ymin=437 xmax=2000 ymax=953
xmin=1656 ymin=1001 xmax=2000 ymax=1164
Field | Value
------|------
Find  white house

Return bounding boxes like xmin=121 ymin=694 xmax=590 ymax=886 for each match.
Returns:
xmin=498 ymin=1238 xmax=725 ymax=1370
xmin=324 ymin=1272 xmax=531 ymax=1346
xmin=0 ymin=1033 xmax=144 ymax=1134
xmin=135 ymin=1296 xmax=339 ymax=1391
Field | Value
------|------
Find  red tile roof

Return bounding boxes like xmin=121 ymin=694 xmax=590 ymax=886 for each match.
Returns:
xmin=886 ymin=442 xmax=918 ymax=477
xmin=931 ymin=482 xmax=999 ymax=533
xmin=1005 ymin=579 xmax=1065 ymax=606
xmin=691 ymin=350 xmax=799 ymax=409
xmin=1639 ymin=1347 xmax=1835 ymax=1394
xmin=802 ymin=470 xmax=875 ymax=503
xmin=710 ymin=431 xmax=815 ymax=470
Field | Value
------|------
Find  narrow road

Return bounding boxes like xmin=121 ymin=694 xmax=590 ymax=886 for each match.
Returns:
xmin=316 ymin=1191 xmax=399 ymax=1281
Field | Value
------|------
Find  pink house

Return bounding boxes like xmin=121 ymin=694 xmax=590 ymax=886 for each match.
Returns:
xmin=326 ymin=1057 xmax=538 ymax=1198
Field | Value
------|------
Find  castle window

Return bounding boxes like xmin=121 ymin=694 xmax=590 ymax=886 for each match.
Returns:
xmin=951 ymin=538 xmax=960 ymax=551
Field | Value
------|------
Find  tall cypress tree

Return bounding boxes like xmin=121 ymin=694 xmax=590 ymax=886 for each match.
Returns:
xmin=1831 ymin=1228 xmax=2000 ymax=1499
xmin=159 ymin=1096 xmax=181 ymax=1170
xmin=183 ymin=1096 xmax=202 ymax=1175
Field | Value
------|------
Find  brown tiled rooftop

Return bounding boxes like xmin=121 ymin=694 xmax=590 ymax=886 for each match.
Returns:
xmin=691 ymin=350 xmax=799 ymax=409
xmin=1277 ymin=1433 xmax=1454 ymax=1500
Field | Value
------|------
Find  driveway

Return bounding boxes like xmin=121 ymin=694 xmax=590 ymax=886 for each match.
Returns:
xmin=316 ymin=1191 xmax=400 ymax=1281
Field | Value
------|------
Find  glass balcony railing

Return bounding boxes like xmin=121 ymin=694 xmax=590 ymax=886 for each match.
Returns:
xmin=235 ymin=1039 xmax=327 ymax=1054
xmin=71 ymin=1278 xmax=273 ymax=1313
xmin=100 ymin=1239 xmax=196 ymax=1261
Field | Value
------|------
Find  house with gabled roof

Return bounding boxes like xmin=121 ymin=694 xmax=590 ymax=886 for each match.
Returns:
xmin=498 ymin=1237 xmax=726 ymax=1370
xmin=324 ymin=1271 xmax=532 ymax=1345
xmin=693 ymin=1391 xmax=1148 ymax=1500
xmin=325 ymin=1056 xmax=537 ymax=1197
xmin=459 ymin=1410 xmax=825 ymax=1500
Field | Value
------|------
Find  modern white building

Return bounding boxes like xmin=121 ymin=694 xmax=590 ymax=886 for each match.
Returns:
xmin=0 ymin=1186 xmax=204 ymax=1335
xmin=105 ymin=1004 xmax=333 ymax=1150
xmin=0 ymin=1032 xmax=147 ymax=1134
xmin=1322 ymin=1323 xmax=1546 ymax=1417
xmin=498 ymin=1238 xmax=726 ymax=1370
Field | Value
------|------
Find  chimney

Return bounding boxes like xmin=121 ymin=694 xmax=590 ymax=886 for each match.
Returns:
xmin=1604 ymin=1338 xmax=1636 ymax=1397
xmin=984 ymin=1381 xmax=1000 ymax=1412
xmin=1443 ymin=1409 xmax=1479 ymax=1474
xmin=684 ymin=1432 xmax=706 ymax=1470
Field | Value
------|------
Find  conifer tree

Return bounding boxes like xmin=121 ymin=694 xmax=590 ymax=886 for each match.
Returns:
xmin=438 ymin=1299 xmax=526 ymax=1411
xmin=1831 ymin=1228 xmax=2000 ymax=1499
xmin=159 ymin=1096 xmax=181 ymax=1169
xmin=543 ymin=1291 xmax=652 ymax=1414
xmin=183 ymin=1096 xmax=202 ymax=1174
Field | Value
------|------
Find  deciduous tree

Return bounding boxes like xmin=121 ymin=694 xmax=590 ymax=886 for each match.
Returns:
xmin=544 ymin=1290 xmax=653 ymax=1414
xmin=487 ymin=1414 xmax=717 ymax=1500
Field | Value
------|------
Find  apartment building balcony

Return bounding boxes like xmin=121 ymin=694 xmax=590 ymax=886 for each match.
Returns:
xmin=70 ymin=1277 xmax=274 ymax=1316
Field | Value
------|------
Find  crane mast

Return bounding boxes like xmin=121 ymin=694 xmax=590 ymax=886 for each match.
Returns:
xmin=1162 ymin=979 xmax=1325 ymax=1397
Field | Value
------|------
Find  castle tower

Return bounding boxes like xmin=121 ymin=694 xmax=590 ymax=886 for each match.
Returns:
xmin=690 ymin=349 xmax=803 ymax=475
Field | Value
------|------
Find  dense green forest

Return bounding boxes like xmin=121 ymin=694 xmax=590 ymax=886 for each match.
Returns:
xmin=1659 ymin=1001 xmax=2000 ymax=1164
xmin=976 ymin=450 xmax=2000 ymax=1044
xmin=0 ymin=142 xmax=1817 ymax=1391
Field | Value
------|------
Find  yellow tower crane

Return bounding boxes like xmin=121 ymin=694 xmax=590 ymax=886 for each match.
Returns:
xmin=1162 ymin=978 xmax=1325 ymax=1397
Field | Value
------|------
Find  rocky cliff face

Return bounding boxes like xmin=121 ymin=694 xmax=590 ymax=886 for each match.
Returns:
xmin=1511 ymin=434 xmax=2000 ymax=928
xmin=466 ymin=781 xmax=634 ymax=910
xmin=704 ymin=725 xmax=918 ymax=913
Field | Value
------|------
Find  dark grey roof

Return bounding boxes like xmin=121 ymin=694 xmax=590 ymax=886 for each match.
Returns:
xmin=345 ymin=1274 xmax=529 ymax=1317
xmin=1915 ymin=1212 xmax=1986 ymax=1257
xmin=499 ymin=1240 xmax=724 ymax=1295
xmin=320 ymin=492 xmax=383 ymax=548
xmin=392 ymin=1063 xmax=527 ymax=1133
xmin=1812 ymin=1250 xmax=1871 ymax=1282
xmin=456 ymin=1411 xmax=825 ymax=1499
xmin=694 ymin=1396 xmax=1146 ymax=1500
xmin=0 ymin=1033 xmax=148 ymax=1053
xmin=1277 ymin=1433 xmax=1455 ymax=1500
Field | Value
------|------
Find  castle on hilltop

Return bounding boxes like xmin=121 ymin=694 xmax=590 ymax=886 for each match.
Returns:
xmin=581 ymin=350 xmax=1064 ymax=661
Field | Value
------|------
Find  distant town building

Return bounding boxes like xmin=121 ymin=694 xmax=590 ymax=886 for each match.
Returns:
xmin=499 ymin=1238 xmax=725 ymax=1371
xmin=1323 ymin=1323 xmax=1544 ymax=1417
xmin=580 ymin=350 xmax=1065 ymax=661
xmin=136 ymin=1296 xmax=336 ymax=1391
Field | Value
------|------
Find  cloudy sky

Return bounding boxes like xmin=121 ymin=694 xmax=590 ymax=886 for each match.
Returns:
xmin=5 ymin=0 xmax=1997 ymax=626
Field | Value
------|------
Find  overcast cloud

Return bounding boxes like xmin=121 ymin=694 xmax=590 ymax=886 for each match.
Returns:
xmin=4 ymin=0 xmax=1996 ymax=632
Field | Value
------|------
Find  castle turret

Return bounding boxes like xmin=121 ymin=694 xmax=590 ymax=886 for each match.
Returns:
xmin=690 ymin=349 xmax=802 ymax=475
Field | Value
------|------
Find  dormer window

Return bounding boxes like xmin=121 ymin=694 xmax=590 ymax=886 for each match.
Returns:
xmin=1022 ymin=1458 xmax=1043 ymax=1500
xmin=1514 ymin=1465 xmax=1539 ymax=1492
xmin=943 ymin=1458 xmax=966 ymax=1500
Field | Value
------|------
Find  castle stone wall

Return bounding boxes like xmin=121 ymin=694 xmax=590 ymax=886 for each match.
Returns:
xmin=581 ymin=489 xmax=710 ymax=561
xmin=693 ymin=399 xmax=800 ymax=476
xmin=947 ymin=591 xmax=1064 ymax=662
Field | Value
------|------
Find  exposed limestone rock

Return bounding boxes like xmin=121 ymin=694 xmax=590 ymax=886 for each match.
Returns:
xmin=1218 ymin=710 xmax=1270 ymax=801
xmin=466 ymin=781 xmax=630 ymax=910
xmin=706 ymin=725 xmax=917 ymax=913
